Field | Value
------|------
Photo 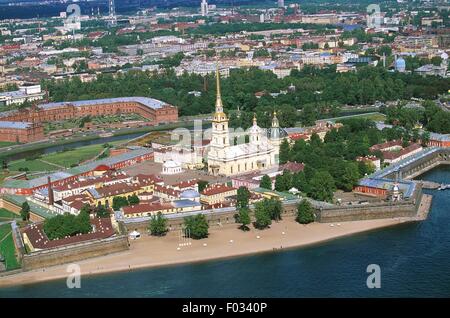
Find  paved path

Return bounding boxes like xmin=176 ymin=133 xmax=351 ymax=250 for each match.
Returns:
xmin=37 ymin=159 xmax=65 ymax=169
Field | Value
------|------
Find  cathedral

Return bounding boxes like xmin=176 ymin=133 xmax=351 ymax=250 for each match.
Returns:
xmin=207 ymin=66 xmax=281 ymax=176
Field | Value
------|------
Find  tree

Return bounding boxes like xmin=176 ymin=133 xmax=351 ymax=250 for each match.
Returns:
xmin=275 ymin=174 xmax=287 ymax=192
xmin=148 ymin=212 xmax=168 ymax=236
xmin=128 ymin=194 xmax=140 ymax=205
xmin=197 ymin=180 xmax=209 ymax=193
xmin=266 ymin=198 xmax=282 ymax=221
xmin=421 ymin=131 xmax=430 ymax=147
xmin=20 ymin=201 xmax=30 ymax=221
xmin=236 ymin=186 xmax=251 ymax=209
xmin=235 ymin=207 xmax=251 ymax=231
xmin=279 ymin=139 xmax=290 ymax=164
xmin=112 ymin=196 xmax=129 ymax=211
xmin=296 ymin=199 xmax=315 ymax=224
xmin=253 ymin=201 xmax=272 ymax=229
xmin=43 ymin=211 xmax=91 ymax=240
xmin=259 ymin=175 xmax=272 ymax=190
xmin=95 ymin=204 xmax=109 ymax=218
xmin=184 ymin=214 xmax=209 ymax=239
xmin=80 ymin=203 xmax=91 ymax=215
xmin=308 ymin=171 xmax=336 ymax=202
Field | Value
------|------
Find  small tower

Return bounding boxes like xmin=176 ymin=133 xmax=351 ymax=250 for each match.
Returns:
xmin=207 ymin=63 xmax=230 ymax=175
xmin=249 ymin=113 xmax=262 ymax=145
xmin=270 ymin=111 xmax=282 ymax=158
xmin=47 ymin=176 xmax=54 ymax=206
xmin=391 ymin=183 xmax=402 ymax=202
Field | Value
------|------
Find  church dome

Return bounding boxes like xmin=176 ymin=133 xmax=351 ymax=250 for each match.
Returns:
xmin=163 ymin=160 xmax=180 ymax=168
xmin=249 ymin=123 xmax=262 ymax=135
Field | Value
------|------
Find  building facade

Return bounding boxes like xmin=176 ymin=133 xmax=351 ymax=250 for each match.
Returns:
xmin=0 ymin=96 xmax=178 ymax=143
xmin=207 ymin=66 xmax=280 ymax=177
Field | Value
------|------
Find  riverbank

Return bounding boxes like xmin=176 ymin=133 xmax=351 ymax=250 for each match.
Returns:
xmin=0 ymin=216 xmax=416 ymax=288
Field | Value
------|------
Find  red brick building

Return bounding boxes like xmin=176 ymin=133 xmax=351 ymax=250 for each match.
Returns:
xmin=0 ymin=97 xmax=178 ymax=143
xmin=0 ymin=121 xmax=44 ymax=143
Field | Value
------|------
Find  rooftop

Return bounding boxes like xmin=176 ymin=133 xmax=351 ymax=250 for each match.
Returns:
xmin=23 ymin=217 xmax=115 ymax=250
xmin=38 ymin=96 xmax=171 ymax=111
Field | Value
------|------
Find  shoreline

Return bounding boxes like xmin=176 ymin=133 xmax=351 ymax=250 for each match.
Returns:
xmin=0 ymin=217 xmax=418 ymax=289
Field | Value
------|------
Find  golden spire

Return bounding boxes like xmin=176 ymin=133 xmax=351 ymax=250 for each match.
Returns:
xmin=253 ymin=113 xmax=257 ymax=125
xmin=215 ymin=63 xmax=223 ymax=113
xmin=272 ymin=110 xmax=279 ymax=128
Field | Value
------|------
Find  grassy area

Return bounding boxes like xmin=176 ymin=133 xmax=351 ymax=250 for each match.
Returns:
xmin=0 ymin=223 xmax=20 ymax=270
xmin=44 ymin=144 xmax=106 ymax=167
xmin=44 ymin=113 xmax=148 ymax=133
xmin=8 ymin=159 xmax=58 ymax=172
xmin=0 ymin=141 xmax=17 ymax=148
xmin=0 ymin=208 xmax=19 ymax=221
xmin=5 ymin=139 xmax=130 ymax=175
xmin=355 ymin=113 xmax=387 ymax=121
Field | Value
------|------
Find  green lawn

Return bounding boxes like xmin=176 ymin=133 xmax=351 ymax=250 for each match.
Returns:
xmin=356 ymin=113 xmax=387 ymax=121
xmin=0 ymin=141 xmax=17 ymax=148
xmin=0 ymin=208 xmax=19 ymax=221
xmin=0 ymin=224 xmax=20 ymax=270
xmin=8 ymin=143 xmax=108 ymax=172
xmin=8 ymin=159 xmax=58 ymax=172
xmin=44 ymin=144 xmax=105 ymax=167
xmin=44 ymin=113 xmax=148 ymax=133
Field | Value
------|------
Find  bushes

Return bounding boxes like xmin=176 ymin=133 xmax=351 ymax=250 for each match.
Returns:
xmin=296 ymin=200 xmax=315 ymax=224
xmin=43 ymin=211 xmax=91 ymax=240
xmin=184 ymin=214 xmax=209 ymax=239
xmin=148 ymin=212 xmax=168 ymax=236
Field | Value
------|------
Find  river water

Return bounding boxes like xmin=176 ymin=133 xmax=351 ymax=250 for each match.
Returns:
xmin=0 ymin=166 xmax=449 ymax=297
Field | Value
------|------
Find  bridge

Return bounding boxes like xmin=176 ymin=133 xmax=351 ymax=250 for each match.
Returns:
xmin=370 ymin=147 xmax=450 ymax=181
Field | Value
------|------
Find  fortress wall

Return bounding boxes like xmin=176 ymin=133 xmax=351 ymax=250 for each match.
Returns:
xmin=21 ymin=235 xmax=129 ymax=271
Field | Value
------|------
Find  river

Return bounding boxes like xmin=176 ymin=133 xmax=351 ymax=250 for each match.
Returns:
xmin=0 ymin=166 xmax=449 ymax=297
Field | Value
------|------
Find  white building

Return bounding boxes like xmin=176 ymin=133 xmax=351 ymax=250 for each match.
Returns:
xmin=207 ymin=66 xmax=280 ymax=176
xmin=162 ymin=160 xmax=183 ymax=175
xmin=0 ymin=84 xmax=45 ymax=107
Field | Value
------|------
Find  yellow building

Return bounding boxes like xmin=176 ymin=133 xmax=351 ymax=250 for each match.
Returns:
xmin=84 ymin=183 xmax=143 ymax=207
xmin=200 ymin=184 xmax=237 ymax=205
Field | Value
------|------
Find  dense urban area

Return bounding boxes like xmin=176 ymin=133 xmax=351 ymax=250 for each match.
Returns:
xmin=0 ymin=0 xmax=448 ymax=290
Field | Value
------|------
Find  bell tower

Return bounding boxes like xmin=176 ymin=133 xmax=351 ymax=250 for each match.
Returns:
xmin=270 ymin=111 xmax=281 ymax=160
xmin=207 ymin=64 xmax=230 ymax=175
xmin=210 ymin=65 xmax=230 ymax=151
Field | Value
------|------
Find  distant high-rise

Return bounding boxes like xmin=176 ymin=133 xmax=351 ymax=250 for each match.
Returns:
xmin=201 ymin=0 xmax=209 ymax=16
xmin=109 ymin=0 xmax=117 ymax=26
xmin=278 ymin=0 xmax=285 ymax=8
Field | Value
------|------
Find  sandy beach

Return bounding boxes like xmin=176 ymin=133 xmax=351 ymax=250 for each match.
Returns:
xmin=0 ymin=216 xmax=414 ymax=288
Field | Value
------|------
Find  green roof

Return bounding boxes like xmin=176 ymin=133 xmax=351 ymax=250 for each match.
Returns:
xmin=3 ymin=195 xmax=55 ymax=219
xmin=252 ymin=188 xmax=298 ymax=200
